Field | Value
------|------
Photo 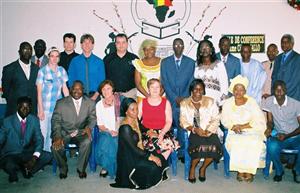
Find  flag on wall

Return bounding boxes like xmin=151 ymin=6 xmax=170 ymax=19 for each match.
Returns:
xmin=154 ymin=0 xmax=172 ymax=7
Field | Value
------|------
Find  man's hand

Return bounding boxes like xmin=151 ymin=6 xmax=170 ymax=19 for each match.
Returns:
xmin=264 ymin=128 xmax=272 ymax=137
xmin=53 ymin=138 xmax=64 ymax=151
xmin=24 ymin=156 xmax=38 ymax=172
xmin=82 ymin=127 xmax=92 ymax=140
xmin=277 ymin=133 xmax=286 ymax=141
xmin=195 ymin=127 xmax=206 ymax=137
xmin=262 ymin=94 xmax=271 ymax=99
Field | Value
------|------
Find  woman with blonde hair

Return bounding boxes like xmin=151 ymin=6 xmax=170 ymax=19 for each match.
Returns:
xmin=133 ymin=39 xmax=162 ymax=103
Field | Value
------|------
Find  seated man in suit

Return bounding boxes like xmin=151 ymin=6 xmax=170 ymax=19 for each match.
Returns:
xmin=51 ymin=80 xmax=96 ymax=179
xmin=262 ymin=80 xmax=300 ymax=183
xmin=0 ymin=97 xmax=52 ymax=183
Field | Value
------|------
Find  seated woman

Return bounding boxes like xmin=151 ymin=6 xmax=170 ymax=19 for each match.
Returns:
xmin=110 ymin=98 xmax=168 ymax=189
xmin=133 ymin=39 xmax=162 ymax=103
xmin=95 ymin=80 xmax=121 ymax=179
xmin=180 ymin=79 xmax=222 ymax=183
xmin=138 ymin=79 xmax=178 ymax=161
xmin=221 ymin=75 xmax=266 ymax=182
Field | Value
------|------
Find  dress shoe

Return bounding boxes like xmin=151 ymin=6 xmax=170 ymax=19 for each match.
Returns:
xmin=99 ymin=169 xmax=108 ymax=178
xmin=188 ymin=178 xmax=196 ymax=183
xmin=9 ymin=175 xmax=18 ymax=183
xmin=21 ymin=168 xmax=33 ymax=179
xmin=292 ymin=170 xmax=300 ymax=183
xmin=273 ymin=171 xmax=284 ymax=182
xmin=77 ymin=169 xmax=87 ymax=179
xmin=198 ymin=168 xmax=206 ymax=182
xmin=162 ymin=171 xmax=169 ymax=181
xmin=59 ymin=173 xmax=68 ymax=179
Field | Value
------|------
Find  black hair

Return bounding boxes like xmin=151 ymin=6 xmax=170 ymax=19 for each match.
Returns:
xmin=189 ymin=79 xmax=206 ymax=95
xmin=196 ymin=35 xmax=217 ymax=66
xmin=273 ymin=80 xmax=287 ymax=92
xmin=219 ymin=36 xmax=230 ymax=44
xmin=19 ymin=42 xmax=32 ymax=51
xmin=173 ymin=38 xmax=184 ymax=45
xmin=72 ymin=80 xmax=84 ymax=89
xmin=63 ymin=33 xmax=76 ymax=43
xmin=80 ymin=34 xmax=94 ymax=44
xmin=120 ymin=97 xmax=136 ymax=117
xmin=17 ymin=96 xmax=32 ymax=106
xmin=115 ymin=33 xmax=128 ymax=42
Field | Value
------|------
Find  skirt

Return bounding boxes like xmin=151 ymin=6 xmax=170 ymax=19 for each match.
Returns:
xmin=188 ymin=133 xmax=223 ymax=160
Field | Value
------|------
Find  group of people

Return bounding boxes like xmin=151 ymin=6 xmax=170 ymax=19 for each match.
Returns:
xmin=0 ymin=32 xmax=299 ymax=189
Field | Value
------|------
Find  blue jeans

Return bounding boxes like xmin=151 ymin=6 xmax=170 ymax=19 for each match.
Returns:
xmin=267 ymin=135 xmax=300 ymax=175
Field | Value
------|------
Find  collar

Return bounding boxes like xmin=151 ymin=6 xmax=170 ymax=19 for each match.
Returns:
xmin=16 ymin=112 xmax=27 ymax=122
xmin=284 ymin=49 xmax=293 ymax=57
xmin=36 ymin=55 xmax=44 ymax=61
xmin=72 ymin=97 xmax=83 ymax=104
xmin=174 ymin=54 xmax=183 ymax=61
xmin=18 ymin=59 xmax=30 ymax=66
xmin=273 ymin=95 xmax=287 ymax=107
xmin=221 ymin=53 xmax=229 ymax=59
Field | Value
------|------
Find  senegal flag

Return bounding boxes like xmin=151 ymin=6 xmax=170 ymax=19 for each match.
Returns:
xmin=154 ymin=0 xmax=172 ymax=7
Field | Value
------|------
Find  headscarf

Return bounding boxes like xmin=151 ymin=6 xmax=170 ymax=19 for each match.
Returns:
xmin=228 ymin=75 xmax=249 ymax=93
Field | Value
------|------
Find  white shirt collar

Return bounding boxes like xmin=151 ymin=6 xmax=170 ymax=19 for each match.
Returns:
xmin=36 ymin=55 xmax=44 ymax=61
xmin=273 ymin=95 xmax=288 ymax=107
xmin=16 ymin=112 xmax=27 ymax=122
xmin=72 ymin=97 xmax=83 ymax=106
xmin=174 ymin=54 xmax=183 ymax=61
xmin=18 ymin=59 xmax=30 ymax=67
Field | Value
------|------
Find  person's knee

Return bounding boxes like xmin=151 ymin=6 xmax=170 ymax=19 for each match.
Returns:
xmin=268 ymin=140 xmax=281 ymax=155
xmin=81 ymin=138 xmax=92 ymax=147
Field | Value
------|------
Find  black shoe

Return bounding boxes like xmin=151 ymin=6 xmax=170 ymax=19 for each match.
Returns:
xmin=59 ymin=173 xmax=68 ymax=179
xmin=179 ymin=157 xmax=185 ymax=163
xmin=198 ymin=176 xmax=206 ymax=182
xmin=188 ymin=178 xmax=196 ymax=183
xmin=273 ymin=171 xmax=284 ymax=182
xmin=77 ymin=169 xmax=87 ymax=179
xmin=21 ymin=168 xmax=33 ymax=179
xmin=292 ymin=170 xmax=300 ymax=183
xmin=9 ymin=175 xmax=18 ymax=183
xmin=99 ymin=170 xmax=108 ymax=178
xmin=162 ymin=171 xmax=169 ymax=181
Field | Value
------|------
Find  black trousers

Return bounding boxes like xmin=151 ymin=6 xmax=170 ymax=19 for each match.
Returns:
xmin=0 ymin=151 xmax=52 ymax=178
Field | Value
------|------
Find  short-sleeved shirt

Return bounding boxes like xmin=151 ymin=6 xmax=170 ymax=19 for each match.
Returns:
xmin=261 ymin=95 xmax=300 ymax=134
xmin=96 ymin=99 xmax=117 ymax=131
xmin=36 ymin=65 xmax=68 ymax=112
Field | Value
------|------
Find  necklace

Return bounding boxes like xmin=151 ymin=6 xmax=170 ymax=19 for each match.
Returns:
xmin=191 ymin=97 xmax=201 ymax=104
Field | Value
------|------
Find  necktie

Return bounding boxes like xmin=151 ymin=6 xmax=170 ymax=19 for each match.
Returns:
xmin=36 ymin=59 xmax=41 ymax=67
xmin=222 ymin=56 xmax=226 ymax=65
xmin=21 ymin=120 xmax=26 ymax=138
xmin=175 ymin=60 xmax=180 ymax=70
xmin=75 ymin=101 xmax=80 ymax=115
xmin=281 ymin=54 xmax=286 ymax=64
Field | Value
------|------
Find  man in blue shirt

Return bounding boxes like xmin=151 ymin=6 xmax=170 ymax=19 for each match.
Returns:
xmin=68 ymin=34 xmax=105 ymax=101
xmin=272 ymin=34 xmax=300 ymax=101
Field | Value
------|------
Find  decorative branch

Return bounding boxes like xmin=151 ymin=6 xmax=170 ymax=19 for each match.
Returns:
xmin=112 ymin=2 xmax=126 ymax=34
xmin=93 ymin=10 xmax=119 ymax=33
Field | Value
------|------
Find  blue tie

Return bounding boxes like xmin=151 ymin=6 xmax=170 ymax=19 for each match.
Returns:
xmin=175 ymin=60 xmax=180 ymax=70
xmin=281 ymin=54 xmax=286 ymax=64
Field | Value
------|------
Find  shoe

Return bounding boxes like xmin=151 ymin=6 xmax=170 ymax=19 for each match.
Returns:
xmin=162 ymin=171 xmax=169 ymax=181
xmin=244 ymin=174 xmax=254 ymax=183
xmin=59 ymin=173 xmax=68 ymax=179
xmin=99 ymin=170 xmax=108 ymax=178
xmin=292 ymin=170 xmax=300 ymax=183
xmin=188 ymin=178 xmax=196 ymax=183
xmin=21 ymin=168 xmax=33 ymax=179
xmin=273 ymin=171 xmax=284 ymax=182
xmin=8 ymin=175 xmax=18 ymax=183
xmin=179 ymin=157 xmax=185 ymax=163
xmin=77 ymin=169 xmax=87 ymax=179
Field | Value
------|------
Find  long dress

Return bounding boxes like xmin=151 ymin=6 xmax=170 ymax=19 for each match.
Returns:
xmin=221 ymin=96 xmax=266 ymax=174
xmin=180 ymin=96 xmax=222 ymax=160
xmin=133 ymin=59 xmax=161 ymax=102
xmin=110 ymin=124 xmax=168 ymax=189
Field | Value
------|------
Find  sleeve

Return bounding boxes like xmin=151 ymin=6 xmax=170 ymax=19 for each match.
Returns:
xmin=206 ymin=101 xmax=221 ymax=134
xmin=271 ymin=58 xmax=280 ymax=88
xmin=97 ymin=59 xmax=106 ymax=87
xmin=51 ymin=101 xmax=63 ymax=139
xmin=96 ymin=102 xmax=104 ymax=126
xmin=160 ymin=60 xmax=177 ymax=104
xmin=132 ymin=59 xmax=142 ymax=72
xmin=33 ymin=117 xmax=43 ymax=154
xmin=248 ymin=98 xmax=267 ymax=133
xmin=218 ymin=62 xmax=229 ymax=100
xmin=221 ymin=99 xmax=234 ymax=130
xmin=235 ymin=57 xmax=241 ymax=77
xmin=68 ymin=59 xmax=75 ymax=88
xmin=119 ymin=125 xmax=149 ymax=159
xmin=295 ymin=100 xmax=300 ymax=117
xmin=261 ymin=97 xmax=272 ymax=112
xmin=0 ymin=120 xmax=8 ymax=147
xmin=179 ymin=100 xmax=193 ymax=129
xmin=36 ymin=69 xmax=44 ymax=85
xmin=87 ymin=100 xmax=97 ymax=129
xmin=61 ymin=68 xmax=68 ymax=83
xmin=1 ymin=66 xmax=12 ymax=99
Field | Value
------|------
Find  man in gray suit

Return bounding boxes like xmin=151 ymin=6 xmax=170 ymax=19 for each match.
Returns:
xmin=51 ymin=80 xmax=96 ymax=179
xmin=31 ymin=39 xmax=48 ymax=68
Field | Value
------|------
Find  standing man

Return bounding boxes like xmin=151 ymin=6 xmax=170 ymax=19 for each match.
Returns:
xmin=103 ymin=33 xmax=138 ymax=99
xmin=2 ymin=42 xmax=39 ymax=117
xmin=51 ymin=81 xmax=96 ymax=179
xmin=68 ymin=34 xmax=105 ymax=101
xmin=160 ymin=38 xmax=195 ymax=158
xmin=272 ymin=34 xmax=300 ymax=101
xmin=262 ymin=80 xmax=300 ymax=183
xmin=0 ymin=97 xmax=52 ymax=183
xmin=240 ymin=44 xmax=267 ymax=104
xmin=59 ymin=33 xmax=79 ymax=72
xmin=31 ymin=39 xmax=48 ymax=68
xmin=216 ymin=36 xmax=241 ymax=83
xmin=262 ymin=44 xmax=279 ymax=99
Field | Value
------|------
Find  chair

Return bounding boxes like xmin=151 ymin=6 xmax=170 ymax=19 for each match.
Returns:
xmin=263 ymin=137 xmax=299 ymax=178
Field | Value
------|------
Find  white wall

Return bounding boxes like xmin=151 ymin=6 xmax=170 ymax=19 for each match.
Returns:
xmin=1 ymin=0 xmax=300 ymax=78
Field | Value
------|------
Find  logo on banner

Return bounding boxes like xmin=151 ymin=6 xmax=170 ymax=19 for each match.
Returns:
xmin=131 ymin=0 xmax=191 ymax=39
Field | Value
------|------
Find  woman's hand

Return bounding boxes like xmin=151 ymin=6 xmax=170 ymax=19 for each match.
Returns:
xmin=158 ymin=132 xmax=165 ymax=144
xmin=232 ymin=124 xmax=243 ymax=134
xmin=147 ymin=130 xmax=158 ymax=139
xmin=110 ymin=130 xmax=118 ymax=137
xmin=194 ymin=127 xmax=206 ymax=137
xmin=149 ymin=154 xmax=162 ymax=167
xmin=38 ymin=110 xmax=45 ymax=121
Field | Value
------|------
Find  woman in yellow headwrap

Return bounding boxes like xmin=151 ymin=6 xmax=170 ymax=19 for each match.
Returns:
xmin=133 ymin=39 xmax=162 ymax=103
xmin=221 ymin=75 xmax=266 ymax=182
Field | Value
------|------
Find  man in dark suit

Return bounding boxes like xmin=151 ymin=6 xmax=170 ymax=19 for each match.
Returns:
xmin=272 ymin=34 xmax=300 ymax=101
xmin=1 ymin=42 xmax=39 ymax=117
xmin=0 ymin=97 xmax=52 ymax=183
xmin=216 ymin=36 xmax=241 ymax=84
xmin=160 ymin=38 xmax=195 ymax=159
xmin=31 ymin=39 xmax=48 ymax=68
xmin=51 ymin=80 xmax=96 ymax=179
